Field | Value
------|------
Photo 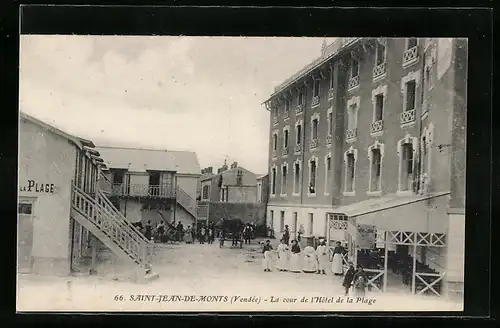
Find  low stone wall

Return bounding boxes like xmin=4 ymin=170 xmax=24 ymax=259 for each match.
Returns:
xmin=205 ymin=202 xmax=267 ymax=226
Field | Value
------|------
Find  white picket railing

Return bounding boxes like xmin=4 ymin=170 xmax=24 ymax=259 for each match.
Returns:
xmin=71 ymin=184 xmax=154 ymax=267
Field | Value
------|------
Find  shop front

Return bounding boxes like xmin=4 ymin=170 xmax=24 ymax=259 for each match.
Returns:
xmin=332 ymin=192 xmax=450 ymax=297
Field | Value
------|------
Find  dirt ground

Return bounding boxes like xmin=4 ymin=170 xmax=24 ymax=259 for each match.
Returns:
xmin=17 ymin=239 xmax=463 ymax=312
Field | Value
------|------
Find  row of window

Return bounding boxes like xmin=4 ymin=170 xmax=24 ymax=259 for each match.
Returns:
xmin=272 ymin=66 xmax=435 ymax=159
xmin=269 ymin=210 xmax=347 ymax=237
xmin=270 ymin=129 xmax=433 ymax=198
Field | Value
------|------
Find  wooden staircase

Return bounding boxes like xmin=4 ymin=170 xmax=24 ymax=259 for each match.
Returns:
xmin=70 ymin=184 xmax=159 ymax=282
xmin=176 ymin=186 xmax=197 ymax=219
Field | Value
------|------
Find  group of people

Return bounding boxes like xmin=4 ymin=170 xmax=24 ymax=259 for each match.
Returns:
xmin=133 ymin=220 xmax=218 ymax=245
xmin=261 ymin=237 xmax=369 ymax=296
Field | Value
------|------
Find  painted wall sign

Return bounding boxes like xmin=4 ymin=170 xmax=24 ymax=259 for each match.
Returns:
xmin=19 ymin=180 xmax=55 ymax=193
xmin=356 ymin=224 xmax=376 ymax=249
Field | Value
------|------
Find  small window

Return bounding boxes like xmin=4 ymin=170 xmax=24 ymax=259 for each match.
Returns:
xmin=328 ymin=112 xmax=333 ymax=135
xmin=310 ymin=160 xmax=317 ymax=193
xmin=329 ymin=66 xmax=335 ymax=89
xmin=370 ymin=149 xmax=382 ymax=191
xmin=407 ymin=38 xmax=418 ymax=49
xmin=375 ymin=94 xmax=384 ymax=121
xmin=327 ymin=157 xmax=331 ymax=171
xmin=308 ymin=213 xmax=314 ymax=235
xmin=284 ymin=130 xmax=289 ymax=149
xmin=285 ymin=99 xmax=290 ymax=112
xmin=296 ymin=124 xmax=302 ymax=144
xmin=282 ymin=165 xmax=288 ymax=193
xmin=271 ymin=167 xmax=277 ymax=195
xmin=345 ymin=153 xmax=355 ymax=192
xmin=376 ymin=43 xmax=386 ymax=66
xmin=280 ymin=211 xmax=285 ymax=233
xmin=405 ymin=80 xmax=416 ymax=111
xmin=351 ymin=59 xmax=359 ymax=78
xmin=312 ymin=119 xmax=319 ymax=140
xmin=18 ymin=203 xmax=33 ymax=215
xmin=273 ymin=134 xmax=278 ymax=151
xmin=347 ymin=105 xmax=358 ymax=130
xmin=298 ymin=88 xmax=304 ymax=105
xmin=294 ymin=163 xmax=300 ymax=194
xmin=270 ymin=210 xmax=274 ymax=229
xmin=401 ymin=143 xmax=414 ymax=191
xmin=313 ymin=79 xmax=320 ymax=97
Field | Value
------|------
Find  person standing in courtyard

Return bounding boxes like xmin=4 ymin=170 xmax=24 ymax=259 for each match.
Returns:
xmin=353 ymin=266 xmax=368 ymax=297
xmin=283 ymin=225 xmax=290 ymax=245
xmin=207 ymin=226 xmax=214 ymax=245
xmin=289 ymin=240 xmax=302 ymax=273
xmin=199 ymin=225 xmax=206 ymax=244
xmin=262 ymin=240 xmax=273 ymax=272
xmin=144 ymin=220 xmax=153 ymax=241
xmin=190 ymin=224 xmax=196 ymax=242
xmin=302 ymin=241 xmax=318 ymax=273
xmin=342 ymin=261 xmax=356 ymax=296
xmin=276 ymin=239 xmax=290 ymax=272
xmin=184 ymin=225 xmax=193 ymax=244
xmin=316 ymin=239 xmax=329 ymax=275
xmin=332 ymin=241 xmax=346 ymax=276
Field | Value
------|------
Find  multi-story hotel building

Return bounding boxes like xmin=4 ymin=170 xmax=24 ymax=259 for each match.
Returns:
xmin=263 ymin=37 xmax=467 ymax=299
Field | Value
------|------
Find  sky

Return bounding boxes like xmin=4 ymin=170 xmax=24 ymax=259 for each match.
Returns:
xmin=20 ymin=35 xmax=336 ymax=174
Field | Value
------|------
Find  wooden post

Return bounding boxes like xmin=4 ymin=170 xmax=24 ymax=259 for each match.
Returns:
xmin=90 ymin=235 xmax=97 ymax=275
xmin=411 ymin=233 xmax=417 ymax=294
xmin=383 ymin=231 xmax=389 ymax=292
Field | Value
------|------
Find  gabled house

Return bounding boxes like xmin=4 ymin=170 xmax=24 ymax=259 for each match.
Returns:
xmin=96 ymin=146 xmax=201 ymax=228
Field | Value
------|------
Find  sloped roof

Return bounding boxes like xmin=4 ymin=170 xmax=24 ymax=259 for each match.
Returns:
xmin=96 ymin=146 xmax=201 ymax=175
xmin=20 ymin=111 xmax=95 ymax=150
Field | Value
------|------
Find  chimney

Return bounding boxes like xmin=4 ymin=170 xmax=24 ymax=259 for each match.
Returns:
xmin=231 ymin=161 xmax=238 ymax=169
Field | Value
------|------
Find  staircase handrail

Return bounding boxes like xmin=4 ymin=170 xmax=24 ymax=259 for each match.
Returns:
xmin=96 ymin=188 xmax=151 ymax=244
xmin=176 ymin=186 xmax=197 ymax=216
xmin=71 ymin=185 xmax=152 ymax=265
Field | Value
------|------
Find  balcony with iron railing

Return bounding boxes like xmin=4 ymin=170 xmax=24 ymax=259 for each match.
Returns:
xmin=348 ymin=75 xmax=360 ymax=91
xmin=111 ymin=183 xmax=176 ymax=199
xmin=327 ymin=88 xmax=334 ymax=99
xmin=346 ymin=128 xmax=357 ymax=142
xmin=294 ymin=143 xmax=302 ymax=154
xmin=311 ymin=95 xmax=320 ymax=108
xmin=403 ymin=46 xmax=419 ymax=67
xmin=400 ymin=109 xmax=416 ymax=126
xmin=283 ymin=110 xmax=290 ymax=120
xmin=310 ymin=138 xmax=319 ymax=150
xmin=326 ymin=134 xmax=332 ymax=146
xmin=296 ymin=103 xmax=304 ymax=115
xmin=370 ymin=120 xmax=384 ymax=135
xmin=373 ymin=62 xmax=387 ymax=80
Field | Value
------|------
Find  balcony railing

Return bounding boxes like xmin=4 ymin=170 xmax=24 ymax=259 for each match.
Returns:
xmin=283 ymin=147 xmax=289 ymax=156
xmin=371 ymin=120 xmax=384 ymax=134
xmin=326 ymin=135 xmax=332 ymax=145
xmin=348 ymin=75 xmax=360 ymax=90
xmin=294 ymin=144 xmax=302 ymax=154
xmin=311 ymin=95 xmax=320 ymax=107
xmin=403 ymin=46 xmax=418 ymax=66
xmin=310 ymin=138 xmax=319 ymax=149
xmin=346 ymin=128 xmax=357 ymax=141
xmin=400 ymin=109 xmax=416 ymax=125
xmin=328 ymin=88 xmax=334 ymax=99
xmin=296 ymin=103 xmax=304 ymax=115
xmin=373 ymin=62 xmax=386 ymax=80
xmin=111 ymin=183 xmax=176 ymax=198
xmin=272 ymin=116 xmax=278 ymax=125
xmin=283 ymin=110 xmax=290 ymax=120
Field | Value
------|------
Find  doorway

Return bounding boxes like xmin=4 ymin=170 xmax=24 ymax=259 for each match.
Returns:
xmin=17 ymin=198 xmax=36 ymax=273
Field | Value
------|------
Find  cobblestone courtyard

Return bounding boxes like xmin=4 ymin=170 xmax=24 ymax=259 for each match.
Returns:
xmin=17 ymin=240 xmax=462 ymax=312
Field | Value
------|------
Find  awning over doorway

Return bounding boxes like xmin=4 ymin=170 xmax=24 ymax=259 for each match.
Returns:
xmin=334 ymin=192 xmax=450 ymax=234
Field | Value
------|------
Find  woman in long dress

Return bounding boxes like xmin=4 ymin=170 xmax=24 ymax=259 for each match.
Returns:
xmin=332 ymin=241 xmax=346 ymax=276
xmin=302 ymin=242 xmax=318 ymax=273
xmin=262 ymin=240 xmax=273 ymax=272
xmin=316 ymin=239 xmax=330 ymax=275
xmin=276 ymin=239 xmax=290 ymax=272
xmin=289 ymin=240 xmax=302 ymax=273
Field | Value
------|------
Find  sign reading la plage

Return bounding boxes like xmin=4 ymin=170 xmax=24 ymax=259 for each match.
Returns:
xmin=19 ymin=180 xmax=55 ymax=193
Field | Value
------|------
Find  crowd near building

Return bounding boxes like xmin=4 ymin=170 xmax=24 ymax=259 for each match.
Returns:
xmin=263 ymin=37 xmax=466 ymax=299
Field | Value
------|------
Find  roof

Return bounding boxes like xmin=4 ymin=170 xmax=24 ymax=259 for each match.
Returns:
xmin=331 ymin=192 xmax=451 ymax=218
xmin=20 ymin=111 xmax=96 ymax=150
xmin=96 ymin=146 xmax=201 ymax=175
xmin=256 ymin=173 xmax=269 ymax=180
xmin=201 ymin=166 xmax=257 ymax=185
xmin=264 ymin=37 xmax=363 ymax=104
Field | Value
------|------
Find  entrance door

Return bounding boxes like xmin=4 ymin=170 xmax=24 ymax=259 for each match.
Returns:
xmin=292 ymin=212 xmax=298 ymax=240
xmin=17 ymin=198 xmax=35 ymax=273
